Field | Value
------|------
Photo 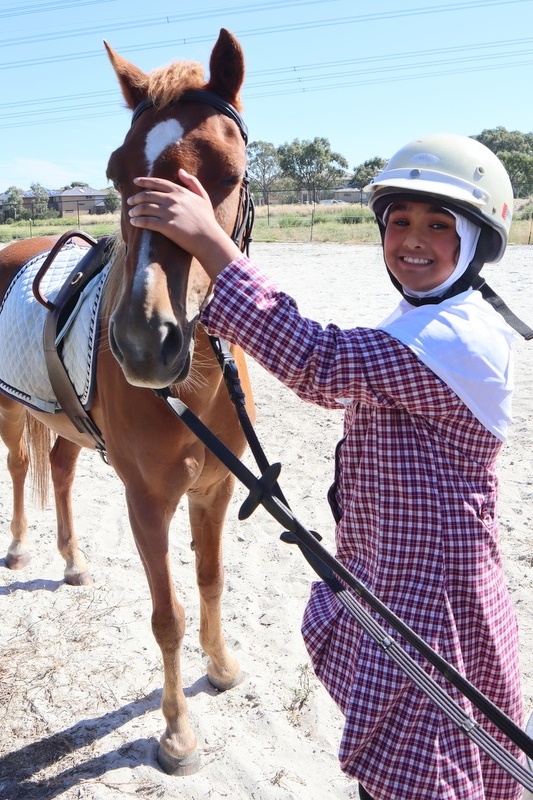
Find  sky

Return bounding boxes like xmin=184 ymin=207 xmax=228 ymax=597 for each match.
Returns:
xmin=1 ymin=0 xmax=533 ymax=191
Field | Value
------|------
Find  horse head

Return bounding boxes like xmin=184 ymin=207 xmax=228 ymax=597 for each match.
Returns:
xmin=104 ymin=29 xmax=249 ymax=388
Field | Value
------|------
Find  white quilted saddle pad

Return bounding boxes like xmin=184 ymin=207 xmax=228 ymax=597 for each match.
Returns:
xmin=0 ymin=242 xmax=110 ymax=413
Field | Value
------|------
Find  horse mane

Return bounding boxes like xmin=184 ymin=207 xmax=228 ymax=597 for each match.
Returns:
xmin=101 ymin=233 xmax=126 ymax=320
xmin=145 ymin=60 xmax=206 ymax=109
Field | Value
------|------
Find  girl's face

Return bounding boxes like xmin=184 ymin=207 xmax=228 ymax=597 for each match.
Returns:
xmin=383 ymin=201 xmax=460 ymax=293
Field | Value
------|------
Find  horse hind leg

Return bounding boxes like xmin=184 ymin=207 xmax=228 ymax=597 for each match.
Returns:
xmin=1 ymin=399 xmax=31 ymax=569
xmin=188 ymin=473 xmax=243 ymax=692
xmin=49 ymin=436 xmax=93 ymax=585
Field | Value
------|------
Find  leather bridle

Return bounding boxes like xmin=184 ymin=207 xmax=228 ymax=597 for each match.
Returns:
xmin=130 ymin=89 xmax=254 ymax=255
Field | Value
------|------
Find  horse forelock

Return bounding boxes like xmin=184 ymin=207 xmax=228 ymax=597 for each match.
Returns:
xmin=146 ymin=61 xmax=206 ymax=109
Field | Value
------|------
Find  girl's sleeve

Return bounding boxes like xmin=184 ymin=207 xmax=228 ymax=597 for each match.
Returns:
xmin=201 ymin=257 xmax=464 ymax=417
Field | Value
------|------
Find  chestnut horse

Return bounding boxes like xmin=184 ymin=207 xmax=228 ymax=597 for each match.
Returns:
xmin=0 ymin=29 xmax=253 ymax=775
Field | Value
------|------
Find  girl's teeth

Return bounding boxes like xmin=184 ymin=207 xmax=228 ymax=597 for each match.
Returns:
xmin=403 ymin=257 xmax=430 ymax=264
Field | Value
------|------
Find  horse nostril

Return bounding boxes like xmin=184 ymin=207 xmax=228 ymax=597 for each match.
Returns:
xmin=161 ymin=322 xmax=184 ymax=366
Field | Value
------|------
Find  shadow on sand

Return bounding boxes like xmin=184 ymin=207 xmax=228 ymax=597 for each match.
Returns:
xmin=0 ymin=676 xmax=218 ymax=799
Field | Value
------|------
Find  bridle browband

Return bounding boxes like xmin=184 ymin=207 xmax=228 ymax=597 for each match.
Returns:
xmin=130 ymin=89 xmax=254 ymax=254
xmin=131 ymin=89 xmax=248 ymax=143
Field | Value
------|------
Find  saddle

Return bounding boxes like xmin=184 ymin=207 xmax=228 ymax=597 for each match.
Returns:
xmin=7 ymin=230 xmax=113 ymax=457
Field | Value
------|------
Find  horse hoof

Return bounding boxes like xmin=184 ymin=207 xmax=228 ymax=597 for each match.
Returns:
xmin=157 ymin=747 xmax=200 ymax=776
xmin=64 ymin=570 xmax=93 ymax=587
xmin=207 ymin=668 xmax=245 ymax=692
xmin=5 ymin=551 xmax=31 ymax=570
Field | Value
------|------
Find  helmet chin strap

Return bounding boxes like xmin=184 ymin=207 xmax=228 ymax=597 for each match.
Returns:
xmin=472 ymin=277 xmax=533 ymax=340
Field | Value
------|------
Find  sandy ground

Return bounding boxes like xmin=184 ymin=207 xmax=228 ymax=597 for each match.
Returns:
xmin=0 ymin=242 xmax=531 ymax=800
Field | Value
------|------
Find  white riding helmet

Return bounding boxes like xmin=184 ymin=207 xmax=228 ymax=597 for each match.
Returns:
xmin=365 ymin=133 xmax=513 ymax=263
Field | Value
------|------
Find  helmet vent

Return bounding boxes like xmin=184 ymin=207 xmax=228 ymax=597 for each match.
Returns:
xmin=409 ymin=168 xmax=421 ymax=178
xmin=475 ymin=166 xmax=486 ymax=177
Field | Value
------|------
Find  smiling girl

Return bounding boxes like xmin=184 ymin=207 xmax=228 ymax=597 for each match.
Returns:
xmin=127 ymin=134 xmax=529 ymax=800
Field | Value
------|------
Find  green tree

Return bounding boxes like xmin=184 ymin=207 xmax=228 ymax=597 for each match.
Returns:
xmin=498 ymin=151 xmax=533 ymax=198
xmin=29 ymin=182 xmax=50 ymax=219
xmin=474 ymin=126 xmax=533 ymax=156
xmin=59 ymin=181 xmax=90 ymax=191
xmin=350 ymin=157 xmax=387 ymax=205
xmin=247 ymin=140 xmax=282 ymax=204
xmin=104 ymin=186 xmax=120 ymax=213
xmin=473 ymin=127 xmax=533 ymax=196
xmin=3 ymin=185 xmax=24 ymax=220
xmin=277 ymin=137 xmax=348 ymax=203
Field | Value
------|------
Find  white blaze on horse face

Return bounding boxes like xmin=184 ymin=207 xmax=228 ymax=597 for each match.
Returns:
xmin=145 ymin=118 xmax=184 ymax=174
xmin=133 ymin=119 xmax=185 ymax=307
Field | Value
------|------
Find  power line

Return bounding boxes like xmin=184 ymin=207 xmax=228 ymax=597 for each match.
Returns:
xmin=0 ymin=0 xmax=336 ymax=48
xmin=0 ymin=32 xmax=530 ymax=106
xmin=248 ymin=35 xmax=533 ymax=76
xmin=0 ymin=0 xmax=118 ymax=20
xmin=246 ymin=57 xmax=533 ymax=99
xmin=0 ymin=0 xmax=530 ymax=70
xmin=0 ymin=51 xmax=530 ymax=130
xmin=0 ymin=34 xmax=530 ymax=124
xmin=251 ymin=48 xmax=533 ymax=89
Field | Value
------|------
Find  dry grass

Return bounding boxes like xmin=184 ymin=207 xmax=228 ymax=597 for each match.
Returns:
xmin=2 ymin=204 xmax=533 ymax=246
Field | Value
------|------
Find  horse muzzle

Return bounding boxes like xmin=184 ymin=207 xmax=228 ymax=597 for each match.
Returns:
xmin=108 ymin=312 xmax=194 ymax=388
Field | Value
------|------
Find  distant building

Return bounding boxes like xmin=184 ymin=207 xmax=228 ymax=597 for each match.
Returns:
xmin=333 ymin=187 xmax=368 ymax=203
xmin=299 ymin=185 xmax=369 ymax=204
xmin=53 ymin=186 xmax=112 ymax=216
xmin=0 ymin=186 xmax=116 ymax=217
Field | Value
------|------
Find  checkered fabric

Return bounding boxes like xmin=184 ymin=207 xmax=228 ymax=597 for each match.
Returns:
xmin=201 ymin=257 xmax=524 ymax=800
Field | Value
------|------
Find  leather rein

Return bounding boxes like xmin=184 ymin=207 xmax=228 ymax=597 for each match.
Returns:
xmin=155 ymin=347 xmax=533 ymax=794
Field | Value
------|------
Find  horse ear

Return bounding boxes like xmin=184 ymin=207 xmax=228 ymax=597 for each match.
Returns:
xmin=104 ymin=41 xmax=149 ymax=111
xmin=205 ymin=29 xmax=245 ymax=111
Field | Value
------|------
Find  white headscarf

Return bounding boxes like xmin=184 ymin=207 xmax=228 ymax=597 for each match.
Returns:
xmin=378 ymin=210 xmax=516 ymax=441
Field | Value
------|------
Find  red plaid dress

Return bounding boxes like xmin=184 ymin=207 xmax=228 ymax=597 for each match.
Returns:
xmin=201 ymin=258 xmax=524 ymax=800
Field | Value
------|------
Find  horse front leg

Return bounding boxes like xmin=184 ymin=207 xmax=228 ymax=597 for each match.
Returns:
xmin=126 ymin=489 xmax=199 ymax=776
xmin=1 ymin=399 xmax=30 ymax=569
xmin=49 ymin=436 xmax=92 ymax=585
xmin=188 ymin=472 xmax=243 ymax=691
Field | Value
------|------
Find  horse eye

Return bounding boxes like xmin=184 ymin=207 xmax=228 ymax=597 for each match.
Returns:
xmin=222 ymin=175 xmax=241 ymax=187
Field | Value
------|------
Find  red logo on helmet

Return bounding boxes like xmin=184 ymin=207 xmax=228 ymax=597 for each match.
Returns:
xmin=501 ymin=203 xmax=511 ymax=221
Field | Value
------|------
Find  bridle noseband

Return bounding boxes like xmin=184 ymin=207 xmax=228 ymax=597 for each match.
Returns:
xmin=130 ymin=89 xmax=254 ymax=254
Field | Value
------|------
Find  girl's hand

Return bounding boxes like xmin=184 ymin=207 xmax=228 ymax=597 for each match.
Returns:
xmin=127 ymin=169 xmax=241 ymax=278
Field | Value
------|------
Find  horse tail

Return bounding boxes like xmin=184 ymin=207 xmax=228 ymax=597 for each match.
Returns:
xmin=24 ymin=415 xmax=53 ymax=508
